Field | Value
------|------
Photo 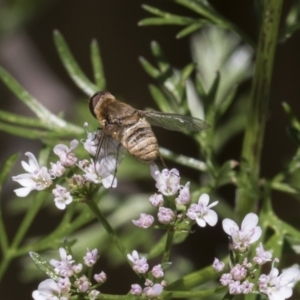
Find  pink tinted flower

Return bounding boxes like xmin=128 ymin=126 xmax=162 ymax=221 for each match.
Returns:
xmin=220 ymin=273 xmax=233 ymax=286
xmin=149 ymin=193 xmax=164 ymax=207
xmin=186 ymin=193 xmax=218 ymax=227
xmin=230 ymin=264 xmax=247 ymax=281
xmin=241 ymin=280 xmax=254 ymax=294
xmin=253 ymin=242 xmax=272 ymax=265
xmin=54 ymin=139 xmax=79 ymax=167
xmin=259 ymin=266 xmax=300 ymax=300
xmin=132 ymin=213 xmax=154 ymax=229
xmin=157 ymin=207 xmax=175 ymax=224
xmin=83 ymin=248 xmax=99 ymax=267
xmin=88 ymin=290 xmax=100 ymax=300
xmin=83 ymin=131 xmax=98 ymax=156
xmin=127 ymin=250 xmax=149 ymax=274
xmin=222 ymin=213 xmax=262 ymax=252
xmin=52 ymin=185 xmax=73 ymax=210
xmin=94 ymin=271 xmax=107 ymax=283
xmin=152 ymin=264 xmax=164 ymax=278
xmin=150 ymin=164 xmax=180 ymax=196
xmin=175 ymin=182 xmax=191 ymax=205
xmin=130 ymin=284 xmax=142 ymax=296
xmin=229 ymin=280 xmax=243 ymax=295
xmin=143 ymin=284 xmax=163 ymax=298
xmin=212 ymin=258 xmax=225 ymax=272
xmin=57 ymin=277 xmax=71 ymax=293
xmin=12 ymin=152 xmax=52 ymax=197
xmin=81 ymin=159 xmax=117 ymax=188
xmin=50 ymin=248 xmax=75 ymax=277
xmin=72 ymin=263 xmax=82 ymax=274
xmin=32 ymin=279 xmax=70 ymax=300
xmin=49 ymin=161 xmax=66 ymax=178
xmin=74 ymin=275 xmax=91 ymax=293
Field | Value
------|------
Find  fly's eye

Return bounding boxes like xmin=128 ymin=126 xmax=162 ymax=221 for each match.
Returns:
xmin=89 ymin=91 xmax=111 ymax=118
xmin=89 ymin=93 xmax=99 ymax=118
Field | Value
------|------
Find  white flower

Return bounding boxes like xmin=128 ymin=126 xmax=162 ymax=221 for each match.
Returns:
xmin=49 ymin=161 xmax=66 ymax=178
xmin=212 ymin=258 xmax=225 ymax=272
xmin=52 ymin=185 xmax=73 ymax=210
xmin=258 ymin=266 xmax=300 ymax=300
xmin=127 ymin=250 xmax=149 ymax=274
xmin=54 ymin=140 xmax=79 ymax=167
xmin=130 ymin=284 xmax=142 ymax=296
xmin=152 ymin=264 xmax=164 ymax=278
xmin=83 ymin=248 xmax=99 ymax=267
xmin=150 ymin=164 xmax=180 ymax=196
xmin=12 ymin=152 xmax=52 ymax=197
xmin=83 ymin=131 xmax=98 ymax=156
xmin=222 ymin=213 xmax=262 ymax=251
xmin=253 ymin=242 xmax=273 ymax=265
xmin=132 ymin=213 xmax=154 ymax=228
xmin=175 ymin=182 xmax=191 ymax=205
xmin=81 ymin=159 xmax=117 ymax=188
xmin=186 ymin=193 xmax=218 ymax=227
xmin=50 ymin=248 xmax=75 ymax=278
xmin=32 ymin=278 xmax=70 ymax=300
xmin=143 ymin=283 xmax=163 ymax=298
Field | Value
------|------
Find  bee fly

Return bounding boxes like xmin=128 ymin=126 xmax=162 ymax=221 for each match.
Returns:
xmin=89 ymin=91 xmax=210 ymax=171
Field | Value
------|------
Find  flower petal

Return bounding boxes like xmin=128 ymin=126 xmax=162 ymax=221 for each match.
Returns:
xmin=198 ymin=193 xmax=209 ymax=206
xmin=204 ymin=210 xmax=218 ymax=226
xmin=241 ymin=213 xmax=258 ymax=232
xmin=222 ymin=218 xmax=238 ymax=235
xmin=14 ymin=187 xmax=32 ymax=197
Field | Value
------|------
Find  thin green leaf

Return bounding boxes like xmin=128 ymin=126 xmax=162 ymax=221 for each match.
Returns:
xmin=53 ymin=30 xmax=97 ymax=96
xmin=217 ymin=85 xmax=238 ymax=117
xmin=0 ymin=110 xmax=47 ymax=128
xmin=282 ymin=102 xmax=300 ymax=131
xmin=208 ymin=71 xmax=220 ymax=103
xmin=139 ymin=17 xmax=190 ymax=26
xmin=175 ymin=0 xmax=220 ymax=21
xmin=150 ymin=41 xmax=170 ymax=73
xmin=175 ymin=0 xmax=255 ymax=47
xmin=159 ymin=147 xmax=207 ymax=171
xmin=29 ymin=252 xmax=60 ymax=281
xmin=180 ymin=63 xmax=195 ymax=82
xmin=148 ymin=84 xmax=173 ymax=113
xmin=90 ymin=39 xmax=106 ymax=91
xmin=176 ymin=22 xmax=203 ymax=39
xmin=140 ymin=4 xmax=195 ymax=25
xmin=141 ymin=4 xmax=194 ymax=23
xmin=0 ymin=153 xmax=19 ymax=185
xmin=195 ymin=75 xmax=207 ymax=99
xmin=139 ymin=56 xmax=160 ymax=78
xmin=141 ymin=4 xmax=171 ymax=17
xmin=0 ymin=121 xmax=77 ymax=139
xmin=0 ymin=67 xmax=74 ymax=131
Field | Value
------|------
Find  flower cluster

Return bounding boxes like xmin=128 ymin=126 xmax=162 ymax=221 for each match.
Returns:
xmin=127 ymin=250 xmax=169 ymax=298
xmin=132 ymin=164 xmax=218 ymax=230
xmin=32 ymin=247 xmax=105 ymax=300
xmin=12 ymin=127 xmax=120 ymax=210
xmin=213 ymin=213 xmax=300 ymax=299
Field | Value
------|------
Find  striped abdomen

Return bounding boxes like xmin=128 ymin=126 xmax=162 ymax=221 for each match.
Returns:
xmin=119 ymin=118 xmax=159 ymax=163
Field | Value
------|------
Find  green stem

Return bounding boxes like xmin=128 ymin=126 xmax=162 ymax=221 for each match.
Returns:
xmin=0 ymin=202 xmax=8 ymax=254
xmin=11 ymin=193 xmax=46 ymax=249
xmin=161 ymin=229 xmax=175 ymax=264
xmin=85 ymin=198 xmax=128 ymax=260
xmin=237 ymin=0 xmax=283 ymax=220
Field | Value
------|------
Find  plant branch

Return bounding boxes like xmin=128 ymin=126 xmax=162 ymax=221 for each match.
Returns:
xmin=237 ymin=0 xmax=283 ymax=220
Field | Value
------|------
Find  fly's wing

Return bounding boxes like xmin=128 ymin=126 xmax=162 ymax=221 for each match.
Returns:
xmin=138 ymin=110 xmax=210 ymax=133
xmin=95 ymin=130 xmax=127 ymax=178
